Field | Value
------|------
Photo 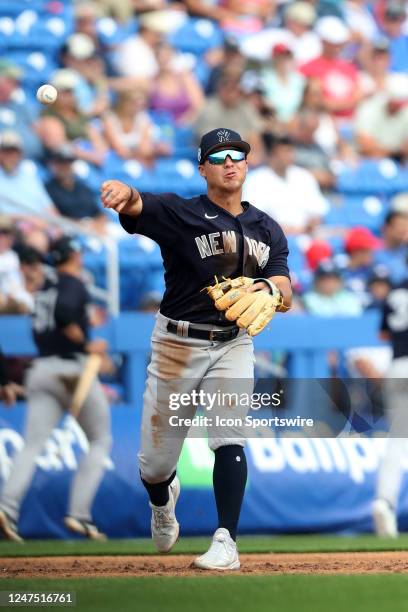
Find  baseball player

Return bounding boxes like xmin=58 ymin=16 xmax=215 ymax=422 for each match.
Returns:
xmin=0 ymin=236 xmax=111 ymax=542
xmin=373 ymin=267 xmax=408 ymax=537
xmin=101 ymin=128 xmax=292 ymax=570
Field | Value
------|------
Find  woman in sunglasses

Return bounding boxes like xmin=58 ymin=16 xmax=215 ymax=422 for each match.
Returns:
xmin=100 ymin=127 xmax=292 ymax=570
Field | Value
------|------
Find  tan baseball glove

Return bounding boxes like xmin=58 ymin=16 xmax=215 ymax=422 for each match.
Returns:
xmin=205 ymin=276 xmax=283 ymax=336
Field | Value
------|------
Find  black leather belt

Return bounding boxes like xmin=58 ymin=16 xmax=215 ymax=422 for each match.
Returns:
xmin=167 ymin=321 xmax=239 ymax=342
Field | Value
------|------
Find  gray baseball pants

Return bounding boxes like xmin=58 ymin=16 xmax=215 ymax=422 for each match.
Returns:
xmin=376 ymin=356 xmax=408 ymax=507
xmin=0 ymin=356 xmax=111 ymax=523
xmin=138 ymin=312 xmax=255 ymax=484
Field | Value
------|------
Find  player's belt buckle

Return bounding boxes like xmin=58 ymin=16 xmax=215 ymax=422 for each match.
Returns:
xmin=209 ymin=328 xmax=237 ymax=342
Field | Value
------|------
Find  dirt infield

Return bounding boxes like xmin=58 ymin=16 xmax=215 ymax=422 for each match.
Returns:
xmin=2 ymin=551 xmax=408 ymax=577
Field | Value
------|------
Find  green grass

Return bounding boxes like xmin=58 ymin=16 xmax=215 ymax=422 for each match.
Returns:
xmin=1 ymin=533 xmax=408 ymax=557
xmin=3 ymin=575 xmax=408 ymax=612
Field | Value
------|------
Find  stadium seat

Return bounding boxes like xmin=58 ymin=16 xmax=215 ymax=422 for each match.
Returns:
xmin=168 ymin=17 xmax=223 ymax=55
xmin=325 ymin=195 xmax=386 ymax=231
xmin=336 ymin=159 xmax=407 ymax=195
xmin=97 ymin=16 xmax=138 ymax=46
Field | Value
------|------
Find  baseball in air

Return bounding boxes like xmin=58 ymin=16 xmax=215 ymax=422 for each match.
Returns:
xmin=36 ymin=84 xmax=58 ymax=105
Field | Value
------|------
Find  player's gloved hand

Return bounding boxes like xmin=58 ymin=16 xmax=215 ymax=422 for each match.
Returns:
xmin=205 ymin=276 xmax=283 ymax=336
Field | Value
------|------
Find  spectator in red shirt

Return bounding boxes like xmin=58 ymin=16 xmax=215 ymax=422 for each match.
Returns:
xmin=301 ymin=16 xmax=362 ymax=119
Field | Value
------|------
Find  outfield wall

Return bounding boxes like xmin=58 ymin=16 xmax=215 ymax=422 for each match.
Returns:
xmin=2 ymin=312 xmax=406 ymax=538
xmin=1 ymin=404 xmax=408 ymax=538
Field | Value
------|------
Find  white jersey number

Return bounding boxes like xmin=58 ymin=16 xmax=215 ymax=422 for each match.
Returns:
xmin=33 ymin=288 xmax=58 ymax=333
xmin=387 ymin=288 xmax=408 ymax=332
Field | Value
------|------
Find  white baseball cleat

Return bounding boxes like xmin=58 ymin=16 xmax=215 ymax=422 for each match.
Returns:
xmin=194 ymin=528 xmax=240 ymax=570
xmin=372 ymin=498 xmax=398 ymax=538
xmin=64 ymin=516 xmax=107 ymax=541
xmin=0 ymin=509 xmax=23 ymax=543
xmin=150 ymin=475 xmax=180 ymax=553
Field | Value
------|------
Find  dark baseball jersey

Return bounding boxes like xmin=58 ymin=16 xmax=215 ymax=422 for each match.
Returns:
xmin=0 ymin=349 xmax=9 ymax=385
xmin=32 ymin=272 xmax=90 ymax=358
xmin=120 ymin=192 xmax=289 ymax=325
xmin=380 ymin=280 xmax=408 ymax=359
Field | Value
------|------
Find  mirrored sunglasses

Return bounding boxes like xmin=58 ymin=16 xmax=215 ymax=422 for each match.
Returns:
xmin=207 ymin=149 xmax=246 ymax=165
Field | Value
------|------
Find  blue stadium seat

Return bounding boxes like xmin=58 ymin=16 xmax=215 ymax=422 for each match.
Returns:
xmin=287 ymin=236 xmax=305 ymax=275
xmin=8 ymin=50 xmax=57 ymax=88
xmin=72 ymin=159 xmax=103 ymax=193
xmin=173 ymin=125 xmax=196 ymax=160
xmin=168 ymin=17 xmax=223 ymax=55
xmin=97 ymin=16 xmax=138 ymax=46
xmin=325 ymin=195 xmax=387 ymax=231
xmin=336 ymin=159 xmax=408 ymax=195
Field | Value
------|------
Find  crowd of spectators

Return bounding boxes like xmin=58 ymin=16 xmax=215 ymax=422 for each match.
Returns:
xmin=0 ymin=0 xmax=407 ymax=328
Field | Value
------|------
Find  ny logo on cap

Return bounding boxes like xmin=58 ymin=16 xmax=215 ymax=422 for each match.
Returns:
xmin=217 ymin=129 xmax=231 ymax=143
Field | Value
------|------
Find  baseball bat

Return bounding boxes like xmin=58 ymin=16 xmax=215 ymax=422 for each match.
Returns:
xmin=70 ymin=354 xmax=102 ymax=419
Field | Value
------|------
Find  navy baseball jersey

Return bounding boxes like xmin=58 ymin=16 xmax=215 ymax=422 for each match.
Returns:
xmin=381 ymin=280 xmax=408 ymax=359
xmin=120 ymin=192 xmax=290 ymax=325
xmin=32 ymin=272 xmax=90 ymax=358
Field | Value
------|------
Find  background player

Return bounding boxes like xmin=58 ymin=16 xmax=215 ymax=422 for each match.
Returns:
xmin=0 ymin=236 xmax=111 ymax=542
xmin=373 ymin=257 xmax=408 ymax=537
xmin=101 ymin=128 xmax=292 ymax=570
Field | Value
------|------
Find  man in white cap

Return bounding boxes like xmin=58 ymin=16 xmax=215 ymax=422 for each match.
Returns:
xmin=355 ymin=74 xmax=408 ymax=158
xmin=301 ymin=16 xmax=361 ymax=119
xmin=60 ymin=33 xmax=109 ymax=116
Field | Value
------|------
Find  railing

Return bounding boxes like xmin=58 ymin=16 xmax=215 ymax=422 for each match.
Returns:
xmin=0 ymin=312 xmax=385 ymax=406
xmin=1 ymin=194 xmax=120 ymax=316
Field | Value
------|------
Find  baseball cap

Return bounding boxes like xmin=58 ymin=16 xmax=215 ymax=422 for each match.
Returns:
xmin=285 ymin=2 xmax=316 ymax=26
xmin=198 ymin=128 xmax=250 ymax=164
xmin=139 ymin=11 xmax=173 ymax=33
xmin=390 ymin=192 xmax=408 ymax=214
xmin=344 ymin=227 xmax=381 ymax=253
xmin=315 ymin=16 xmax=349 ymax=45
xmin=15 ymin=244 xmax=44 ymax=265
xmin=272 ymin=43 xmax=293 ymax=57
xmin=0 ymin=215 xmax=13 ymax=232
xmin=64 ymin=33 xmax=96 ymax=60
xmin=315 ymin=259 xmax=342 ymax=278
xmin=0 ymin=130 xmax=22 ymax=150
xmin=50 ymin=69 xmax=79 ymax=91
xmin=367 ymin=265 xmax=391 ymax=286
xmin=386 ymin=74 xmax=408 ymax=101
xmin=0 ymin=59 xmax=23 ymax=80
xmin=385 ymin=1 xmax=406 ymax=20
xmin=74 ymin=1 xmax=101 ymax=19
xmin=262 ymin=132 xmax=294 ymax=152
xmin=47 ymin=144 xmax=76 ymax=163
xmin=305 ymin=240 xmax=333 ymax=271
xmin=50 ymin=236 xmax=82 ymax=265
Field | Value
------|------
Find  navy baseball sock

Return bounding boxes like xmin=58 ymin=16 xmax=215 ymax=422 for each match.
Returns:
xmin=141 ymin=471 xmax=176 ymax=507
xmin=213 ymin=445 xmax=247 ymax=541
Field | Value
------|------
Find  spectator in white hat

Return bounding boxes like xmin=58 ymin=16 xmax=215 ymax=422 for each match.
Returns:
xmin=300 ymin=16 xmax=362 ymax=119
xmin=355 ymin=73 xmax=408 ymax=157
xmin=0 ymin=132 xmax=58 ymax=225
xmin=60 ymin=33 xmax=110 ymax=117
xmin=113 ymin=11 xmax=172 ymax=79
xmin=240 ymin=1 xmax=321 ymax=64
xmin=36 ymin=69 xmax=108 ymax=166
